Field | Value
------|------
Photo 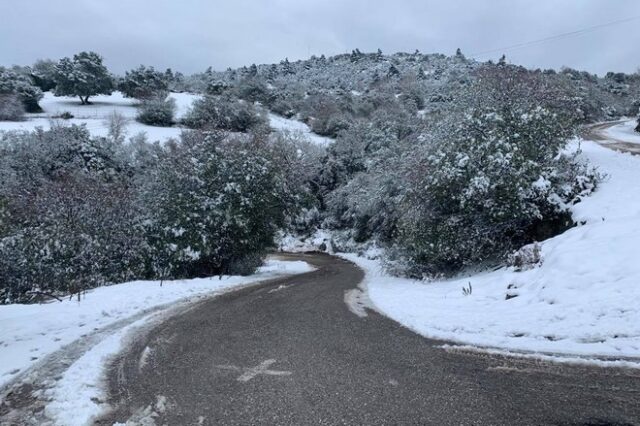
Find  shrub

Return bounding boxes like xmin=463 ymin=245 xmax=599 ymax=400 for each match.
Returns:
xmin=53 ymin=111 xmax=74 ymax=120
xmin=119 ymin=66 xmax=169 ymax=101
xmin=0 ymin=67 xmax=44 ymax=113
xmin=0 ymin=126 xmax=148 ymax=303
xmin=391 ymin=107 xmax=598 ymax=277
xmin=105 ymin=111 xmax=129 ymax=144
xmin=143 ymin=132 xmax=290 ymax=278
xmin=0 ymin=94 xmax=25 ymax=121
xmin=136 ymin=98 xmax=176 ymax=127
xmin=182 ymin=95 xmax=267 ymax=132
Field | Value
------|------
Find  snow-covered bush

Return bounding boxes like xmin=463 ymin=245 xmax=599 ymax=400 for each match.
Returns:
xmin=233 ymin=77 xmax=273 ymax=105
xmin=0 ymin=67 xmax=44 ymax=113
xmin=0 ymin=126 xmax=148 ymax=302
xmin=392 ymin=107 xmax=598 ymax=277
xmin=182 ymin=95 xmax=267 ymax=132
xmin=53 ymin=51 xmax=113 ymax=104
xmin=136 ymin=98 xmax=176 ymax=127
xmin=119 ymin=65 xmax=169 ymax=101
xmin=142 ymin=132 xmax=291 ymax=278
xmin=31 ymin=58 xmax=58 ymax=92
xmin=0 ymin=94 xmax=25 ymax=121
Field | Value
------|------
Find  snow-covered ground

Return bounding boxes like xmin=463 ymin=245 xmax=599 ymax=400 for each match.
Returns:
xmin=603 ymin=118 xmax=640 ymax=144
xmin=0 ymin=91 xmax=199 ymax=143
xmin=0 ymin=92 xmax=333 ymax=147
xmin=0 ymin=259 xmax=313 ymax=424
xmin=268 ymin=113 xmax=334 ymax=146
xmin=337 ymin=139 xmax=640 ymax=363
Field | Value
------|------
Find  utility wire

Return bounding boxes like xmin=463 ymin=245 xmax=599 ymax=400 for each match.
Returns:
xmin=470 ymin=15 xmax=640 ymax=58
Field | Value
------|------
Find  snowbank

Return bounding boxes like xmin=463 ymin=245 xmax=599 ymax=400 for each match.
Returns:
xmin=0 ymin=259 xmax=314 ymax=390
xmin=343 ymin=140 xmax=640 ymax=362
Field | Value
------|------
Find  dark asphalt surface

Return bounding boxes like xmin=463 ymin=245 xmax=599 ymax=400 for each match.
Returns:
xmin=97 ymin=253 xmax=640 ymax=426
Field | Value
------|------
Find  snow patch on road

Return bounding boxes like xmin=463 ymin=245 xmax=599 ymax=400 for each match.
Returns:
xmin=344 ymin=289 xmax=369 ymax=318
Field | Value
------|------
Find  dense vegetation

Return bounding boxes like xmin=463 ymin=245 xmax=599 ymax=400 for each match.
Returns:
xmin=1 ymin=48 xmax=635 ymax=301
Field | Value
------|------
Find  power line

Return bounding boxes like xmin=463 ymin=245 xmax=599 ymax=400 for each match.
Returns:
xmin=470 ymin=15 xmax=640 ymax=58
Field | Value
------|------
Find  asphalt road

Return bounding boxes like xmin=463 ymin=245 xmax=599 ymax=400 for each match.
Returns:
xmin=97 ymin=253 xmax=640 ymax=426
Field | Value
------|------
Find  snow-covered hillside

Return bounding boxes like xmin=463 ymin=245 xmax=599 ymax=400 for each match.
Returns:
xmin=340 ymin=139 xmax=640 ymax=363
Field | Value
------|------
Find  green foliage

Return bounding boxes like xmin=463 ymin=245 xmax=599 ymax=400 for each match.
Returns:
xmin=0 ymin=126 xmax=148 ymax=302
xmin=393 ymin=107 xmax=596 ymax=277
xmin=143 ymin=132 xmax=289 ymax=278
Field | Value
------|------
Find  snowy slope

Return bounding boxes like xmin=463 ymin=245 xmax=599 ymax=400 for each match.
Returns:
xmin=340 ymin=139 xmax=640 ymax=362
xmin=268 ymin=113 xmax=334 ymax=146
xmin=0 ymin=91 xmax=199 ymax=143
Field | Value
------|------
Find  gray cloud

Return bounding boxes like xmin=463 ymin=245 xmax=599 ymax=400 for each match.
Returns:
xmin=1 ymin=0 xmax=639 ymax=75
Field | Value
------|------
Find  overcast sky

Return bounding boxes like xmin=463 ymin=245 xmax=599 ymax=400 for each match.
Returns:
xmin=1 ymin=0 xmax=639 ymax=75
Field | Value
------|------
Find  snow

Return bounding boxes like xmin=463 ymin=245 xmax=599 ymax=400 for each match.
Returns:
xmin=0 ymin=259 xmax=314 ymax=391
xmin=0 ymin=92 xmax=334 ymax=146
xmin=340 ymin=140 xmax=640 ymax=363
xmin=268 ymin=113 xmax=334 ymax=146
xmin=0 ymin=91 xmax=200 ymax=143
xmin=603 ymin=119 xmax=640 ymax=144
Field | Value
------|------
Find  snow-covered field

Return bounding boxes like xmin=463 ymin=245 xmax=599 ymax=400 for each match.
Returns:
xmin=0 ymin=259 xmax=313 ymax=424
xmin=603 ymin=118 xmax=640 ymax=144
xmin=337 ymin=140 xmax=640 ymax=363
xmin=0 ymin=91 xmax=199 ymax=143
xmin=0 ymin=92 xmax=333 ymax=147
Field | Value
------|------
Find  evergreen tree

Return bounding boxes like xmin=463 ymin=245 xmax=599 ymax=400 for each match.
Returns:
xmin=119 ymin=65 xmax=169 ymax=101
xmin=53 ymin=51 xmax=113 ymax=104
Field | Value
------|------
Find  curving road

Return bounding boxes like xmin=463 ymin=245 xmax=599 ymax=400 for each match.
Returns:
xmin=581 ymin=121 xmax=640 ymax=155
xmin=97 ymin=253 xmax=640 ymax=425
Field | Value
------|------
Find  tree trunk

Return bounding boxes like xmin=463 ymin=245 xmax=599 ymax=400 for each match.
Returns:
xmin=79 ymin=95 xmax=86 ymax=105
